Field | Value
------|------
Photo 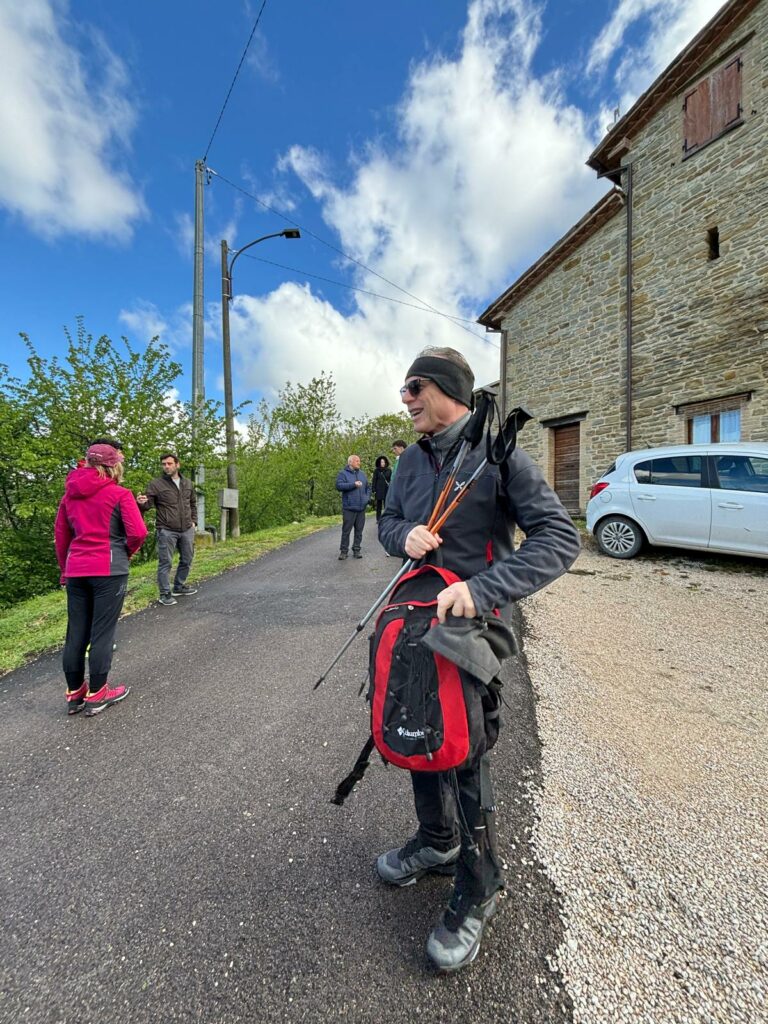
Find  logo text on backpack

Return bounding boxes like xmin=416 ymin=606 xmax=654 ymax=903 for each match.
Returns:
xmin=397 ymin=726 xmax=425 ymax=739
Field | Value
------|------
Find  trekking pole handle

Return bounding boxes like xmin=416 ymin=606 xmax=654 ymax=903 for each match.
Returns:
xmin=426 ymin=439 xmax=469 ymax=531
xmin=430 ymin=458 xmax=488 ymax=535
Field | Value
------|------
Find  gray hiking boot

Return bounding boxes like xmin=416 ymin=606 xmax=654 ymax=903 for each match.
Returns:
xmin=172 ymin=583 xmax=198 ymax=596
xmin=426 ymin=889 xmax=503 ymax=972
xmin=376 ymin=835 xmax=460 ymax=887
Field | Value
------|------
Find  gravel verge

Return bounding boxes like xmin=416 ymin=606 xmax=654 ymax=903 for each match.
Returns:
xmin=524 ymin=545 xmax=767 ymax=1024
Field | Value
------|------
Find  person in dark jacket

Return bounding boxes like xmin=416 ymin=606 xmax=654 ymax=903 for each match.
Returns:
xmin=137 ymin=453 xmax=198 ymax=606
xmin=335 ymin=455 xmax=371 ymax=560
xmin=370 ymin=455 xmax=392 ymax=521
xmin=377 ymin=346 xmax=580 ymax=972
xmin=55 ymin=443 xmax=148 ymax=716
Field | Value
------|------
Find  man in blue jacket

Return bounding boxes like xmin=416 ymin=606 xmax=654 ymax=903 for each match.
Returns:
xmin=335 ymin=454 xmax=371 ymax=560
xmin=378 ymin=346 xmax=580 ymax=972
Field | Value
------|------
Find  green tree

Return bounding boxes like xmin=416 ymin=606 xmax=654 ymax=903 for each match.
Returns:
xmin=342 ymin=411 xmax=416 ymax=472
xmin=236 ymin=374 xmax=415 ymax=529
xmin=238 ymin=373 xmax=341 ymax=529
xmin=0 ymin=320 xmax=225 ymax=606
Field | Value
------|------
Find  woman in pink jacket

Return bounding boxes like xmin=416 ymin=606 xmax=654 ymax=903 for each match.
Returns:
xmin=55 ymin=443 xmax=148 ymax=716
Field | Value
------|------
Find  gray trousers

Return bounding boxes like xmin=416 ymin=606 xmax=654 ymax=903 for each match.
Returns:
xmin=340 ymin=509 xmax=366 ymax=553
xmin=157 ymin=526 xmax=195 ymax=594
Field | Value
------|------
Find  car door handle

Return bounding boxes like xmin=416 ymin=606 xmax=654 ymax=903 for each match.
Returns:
xmin=718 ymin=501 xmax=744 ymax=509
xmin=636 ymin=494 xmax=656 ymax=501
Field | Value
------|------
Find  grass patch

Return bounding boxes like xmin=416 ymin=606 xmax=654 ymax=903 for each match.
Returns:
xmin=0 ymin=516 xmax=339 ymax=676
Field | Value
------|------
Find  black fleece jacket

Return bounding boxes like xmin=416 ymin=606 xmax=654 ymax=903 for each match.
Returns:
xmin=378 ymin=435 xmax=580 ymax=615
xmin=140 ymin=473 xmax=197 ymax=532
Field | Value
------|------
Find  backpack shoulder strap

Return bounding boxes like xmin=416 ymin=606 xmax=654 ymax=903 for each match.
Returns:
xmin=331 ymin=735 xmax=376 ymax=805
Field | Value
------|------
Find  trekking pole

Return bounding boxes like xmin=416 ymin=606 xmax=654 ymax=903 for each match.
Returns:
xmin=429 ymin=406 xmax=533 ymax=535
xmin=312 ymin=557 xmax=415 ymax=689
xmin=312 ymin=391 xmax=498 ymax=692
xmin=424 ymin=387 xmax=496 ymax=531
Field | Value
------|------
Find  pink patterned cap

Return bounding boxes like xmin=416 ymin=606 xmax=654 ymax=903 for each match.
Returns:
xmin=86 ymin=444 xmax=125 ymax=467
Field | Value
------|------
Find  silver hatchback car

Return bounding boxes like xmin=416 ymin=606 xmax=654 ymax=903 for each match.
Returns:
xmin=586 ymin=442 xmax=768 ymax=559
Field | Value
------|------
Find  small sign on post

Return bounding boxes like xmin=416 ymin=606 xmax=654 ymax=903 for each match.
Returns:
xmin=218 ymin=489 xmax=239 ymax=509
xmin=218 ymin=488 xmax=239 ymax=542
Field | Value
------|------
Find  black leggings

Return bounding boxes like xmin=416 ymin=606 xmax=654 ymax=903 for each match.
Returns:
xmin=63 ymin=576 xmax=128 ymax=692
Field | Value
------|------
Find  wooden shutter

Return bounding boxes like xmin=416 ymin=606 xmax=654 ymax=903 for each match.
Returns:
xmin=712 ymin=56 xmax=742 ymax=132
xmin=553 ymin=423 xmax=580 ymax=514
xmin=683 ymin=79 xmax=711 ymax=152
xmin=684 ymin=55 xmax=742 ymax=154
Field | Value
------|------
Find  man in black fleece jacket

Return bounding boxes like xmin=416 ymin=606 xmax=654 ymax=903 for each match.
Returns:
xmin=377 ymin=345 xmax=580 ymax=972
xmin=137 ymin=452 xmax=198 ymax=606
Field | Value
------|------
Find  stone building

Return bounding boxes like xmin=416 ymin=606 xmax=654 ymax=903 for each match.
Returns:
xmin=478 ymin=0 xmax=768 ymax=513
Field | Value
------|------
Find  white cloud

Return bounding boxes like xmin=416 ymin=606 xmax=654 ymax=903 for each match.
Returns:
xmin=119 ymin=302 xmax=169 ymax=342
xmin=244 ymin=28 xmax=280 ymax=86
xmin=227 ymin=0 xmax=604 ymax=418
xmin=119 ymin=301 xmax=192 ymax=355
xmin=171 ymin=212 xmax=195 ymax=260
xmin=227 ymin=282 xmax=409 ymax=416
xmin=588 ymin=0 xmax=727 ymax=102
xmin=174 ymin=0 xmax=729 ymax=423
xmin=0 ymin=0 xmax=144 ymax=239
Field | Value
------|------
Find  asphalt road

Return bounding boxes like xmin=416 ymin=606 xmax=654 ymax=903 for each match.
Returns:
xmin=0 ymin=526 xmax=571 ymax=1024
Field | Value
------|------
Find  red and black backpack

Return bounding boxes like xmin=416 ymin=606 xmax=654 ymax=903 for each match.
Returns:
xmin=332 ymin=564 xmax=499 ymax=804
xmin=370 ymin=563 xmax=477 ymax=771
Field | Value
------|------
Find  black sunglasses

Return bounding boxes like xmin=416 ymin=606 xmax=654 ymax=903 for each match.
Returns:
xmin=399 ymin=377 xmax=431 ymax=397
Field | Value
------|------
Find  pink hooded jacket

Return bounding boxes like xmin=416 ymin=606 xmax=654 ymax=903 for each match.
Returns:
xmin=54 ymin=468 xmax=148 ymax=581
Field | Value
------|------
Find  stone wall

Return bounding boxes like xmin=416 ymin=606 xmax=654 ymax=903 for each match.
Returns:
xmin=500 ymin=0 xmax=768 ymax=510
xmin=627 ymin=0 xmax=768 ymax=447
xmin=502 ymin=213 xmax=628 ymax=506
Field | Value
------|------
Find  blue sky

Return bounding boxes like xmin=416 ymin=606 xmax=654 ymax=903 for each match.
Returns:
xmin=0 ymin=0 xmax=725 ymax=419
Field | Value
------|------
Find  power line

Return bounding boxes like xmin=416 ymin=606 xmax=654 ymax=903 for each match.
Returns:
xmin=206 ymin=166 xmax=494 ymax=346
xmin=238 ymin=251 xmax=498 ymax=344
xmin=203 ymin=1 xmax=269 ymax=162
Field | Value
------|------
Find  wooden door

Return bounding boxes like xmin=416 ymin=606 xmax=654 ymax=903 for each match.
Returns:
xmin=553 ymin=423 xmax=581 ymax=513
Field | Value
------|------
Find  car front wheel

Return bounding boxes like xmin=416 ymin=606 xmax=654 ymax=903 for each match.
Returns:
xmin=595 ymin=515 xmax=644 ymax=559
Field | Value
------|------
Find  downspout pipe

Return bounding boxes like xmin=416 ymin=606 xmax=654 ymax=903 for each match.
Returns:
xmin=500 ymin=329 xmax=508 ymax=421
xmin=623 ymin=162 xmax=633 ymax=452
xmin=596 ymin=163 xmax=633 ymax=451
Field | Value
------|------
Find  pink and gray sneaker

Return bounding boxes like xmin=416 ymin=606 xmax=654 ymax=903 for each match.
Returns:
xmin=65 ymin=682 xmax=88 ymax=715
xmin=84 ymin=682 xmax=130 ymax=717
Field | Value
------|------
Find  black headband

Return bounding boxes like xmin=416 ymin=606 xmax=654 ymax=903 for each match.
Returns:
xmin=405 ymin=355 xmax=475 ymax=408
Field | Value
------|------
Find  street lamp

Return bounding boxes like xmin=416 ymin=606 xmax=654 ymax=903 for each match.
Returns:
xmin=220 ymin=228 xmax=301 ymax=539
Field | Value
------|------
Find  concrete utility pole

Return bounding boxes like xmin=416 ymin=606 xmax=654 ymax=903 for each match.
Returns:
xmin=220 ymin=228 xmax=301 ymax=540
xmin=220 ymin=240 xmax=240 ymax=538
xmin=191 ymin=159 xmax=206 ymax=534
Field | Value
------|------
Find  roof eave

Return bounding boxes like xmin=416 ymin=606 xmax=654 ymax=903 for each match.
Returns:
xmin=587 ymin=0 xmax=758 ymax=174
xmin=477 ymin=190 xmax=624 ymax=329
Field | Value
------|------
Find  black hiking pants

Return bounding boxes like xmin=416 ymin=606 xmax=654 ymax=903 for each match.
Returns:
xmin=410 ymin=669 xmax=504 ymax=902
xmin=411 ymin=752 xmax=503 ymax=902
xmin=63 ymin=575 xmax=128 ymax=692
